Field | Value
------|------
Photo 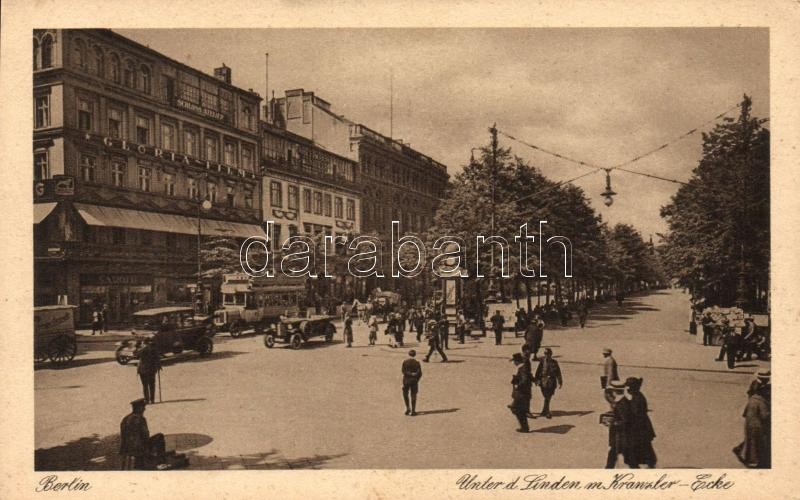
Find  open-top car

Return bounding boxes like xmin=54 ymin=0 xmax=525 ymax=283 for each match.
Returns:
xmin=115 ymin=306 xmax=214 ymax=365
xmin=263 ymin=315 xmax=336 ymax=349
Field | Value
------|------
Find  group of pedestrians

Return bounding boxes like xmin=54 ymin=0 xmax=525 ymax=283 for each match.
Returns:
xmin=703 ymin=314 xmax=762 ymax=369
xmin=508 ymin=345 xmax=564 ymax=432
xmin=91 ymin=303 xmax=110 ymax=335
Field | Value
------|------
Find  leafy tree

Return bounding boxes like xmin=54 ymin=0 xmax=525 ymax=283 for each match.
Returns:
xmin=659 ymin=95 xmax=769 ymax=310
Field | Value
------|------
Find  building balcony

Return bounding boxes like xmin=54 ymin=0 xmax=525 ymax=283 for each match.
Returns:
xmin=263 ymin=157 xmax=360 ymax=192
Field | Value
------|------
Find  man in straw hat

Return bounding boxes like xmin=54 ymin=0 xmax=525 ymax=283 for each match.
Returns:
xmin=604 ymin=379 xmax=633 ymax=468
xmin=734 ymin=369 xmax=771 ymax=468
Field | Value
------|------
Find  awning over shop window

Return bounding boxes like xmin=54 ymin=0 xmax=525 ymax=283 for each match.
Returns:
xmin=74 ymin=203 xmax=265 ymax=239
xmin=34 ymin=202 xmax=57 ymax=224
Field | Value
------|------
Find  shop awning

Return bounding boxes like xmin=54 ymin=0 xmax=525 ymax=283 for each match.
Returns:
xmin=74 ymin=203 xmax=265 ymax=239
xmin=34 ymin=202 xmax=57 ymax=224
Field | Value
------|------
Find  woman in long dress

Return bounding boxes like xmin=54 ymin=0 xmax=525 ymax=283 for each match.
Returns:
xmin=734 ymin=372 xmax=771 ymax=468
xmin=624 ymin=377 xmax=657 ymax=468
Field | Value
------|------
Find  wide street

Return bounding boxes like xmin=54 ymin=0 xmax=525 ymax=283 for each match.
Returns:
xmin=35 ymin=288 xmax=768 ymax=470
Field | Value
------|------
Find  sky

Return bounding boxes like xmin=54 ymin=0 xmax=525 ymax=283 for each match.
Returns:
xmin=119 ymin=28 xmax=769 ymax=240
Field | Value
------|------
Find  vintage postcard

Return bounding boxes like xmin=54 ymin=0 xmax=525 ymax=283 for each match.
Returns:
xmin=1 ymin=1 xmax=799 ymax=499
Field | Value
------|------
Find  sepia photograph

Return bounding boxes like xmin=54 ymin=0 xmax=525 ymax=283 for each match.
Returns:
xmin=29 ymin=26 xmax=774 ymax=473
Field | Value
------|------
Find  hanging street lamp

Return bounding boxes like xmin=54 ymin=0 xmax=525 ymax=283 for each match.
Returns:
xmin=601 ymin=168 xmax=617 ymax=207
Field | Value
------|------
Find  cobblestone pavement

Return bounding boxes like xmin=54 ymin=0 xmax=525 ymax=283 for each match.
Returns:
xmin=35 ymin=288 xmax=768 ymax=469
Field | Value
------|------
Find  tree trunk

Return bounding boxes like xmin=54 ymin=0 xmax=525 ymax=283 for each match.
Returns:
xmin=525 ymin=280 xmax=532 ymax=312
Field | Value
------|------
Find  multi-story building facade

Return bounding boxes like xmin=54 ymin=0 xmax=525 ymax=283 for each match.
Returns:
xmin=267 ymin=89 xmax=448 ymax=237
xmin=261 ymin=120 xmax=360 ymax=247
xmin=265 ymin=89 xmax=449 ymax=296
xmin=33 ymin=29 xmax=263 ymax=324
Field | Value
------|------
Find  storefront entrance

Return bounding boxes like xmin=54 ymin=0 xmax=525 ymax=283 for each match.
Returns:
xmin=79 ymin=274 xmax=154 ymax=325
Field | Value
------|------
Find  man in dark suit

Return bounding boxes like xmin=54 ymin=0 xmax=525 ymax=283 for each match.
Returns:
xmin=525 ymin=316 xmax=544 ymax=360
xmin=509 ymin=353 xmax=532 ymax=432
xmin=423 ymin=320 xmax=448 ymax=363
xmin=137 ymin=338 xmax=161 ymax=404
xmin=490 ymin=310 xmax=505 ymax=345
xmin=533 ymin=347 xmax=563 ymax=418
xmin=119 ymin=398 xmax=166 ymax=470
xmin=438 ymin=317 xmax=450 ymax=350
xmin=401 ymin=350 xmax=422 ymax=416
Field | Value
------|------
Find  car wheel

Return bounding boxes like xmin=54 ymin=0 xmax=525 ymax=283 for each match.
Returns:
xmin=48 ymin=335 xmax=77 ymax=365
xmin=230 ymin=323 xmax=241 ymax=338
xmin=264 ymin=333 xmax=275 ymax=348
xmin=290 ymin=333 xmax=302 ymax=350
xmin=325 ymin=323 xmax=335 ymax=342
xmin=34 ymin=347 xmax=49 ymax=363
xmin=115 ymin=347 xmax=130 ymax=365
xmin=197 ymin=337 xmax=213 ymax=357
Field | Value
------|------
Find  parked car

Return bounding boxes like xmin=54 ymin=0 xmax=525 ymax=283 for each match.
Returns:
xmin=34 ymin=305 xmax=78 ymax=365
xmin=115 ymin=306 xmax=214 ymax=365
xmin=263 ymin=315 xmax=336 ymax=350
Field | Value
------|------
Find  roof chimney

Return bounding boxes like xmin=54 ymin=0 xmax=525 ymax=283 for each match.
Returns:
xmin=214 ymin=63 xmax=231 ymax=84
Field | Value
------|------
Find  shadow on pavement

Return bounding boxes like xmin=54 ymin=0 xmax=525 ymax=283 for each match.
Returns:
xmin=531 ymin=424 xmax=574 ymax=434
xmin=152 ymin=398 xmax=206 ymax=405
xmin=161 ymin=350 xmax=248 ymax=365
xmin=36 ymin=432 xmax=214 ymax=471
xmin=185 ymin=449 xmax=349 ymax=470
xmin=548 ymin=410 xmax=594 ymax=417
xmin=35 ymin=356 xmax=115 ymax=371
xmin=414 ymin=408 xmax=459 ymax=416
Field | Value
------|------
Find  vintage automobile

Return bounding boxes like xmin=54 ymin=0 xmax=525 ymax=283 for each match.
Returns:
xmin=34 ymin=305 xmax=78 ymax=365
xmin=263 ymin=315 xmax=336 ymax=350
xmin=115 ymin=306 xmax=214 ymax=365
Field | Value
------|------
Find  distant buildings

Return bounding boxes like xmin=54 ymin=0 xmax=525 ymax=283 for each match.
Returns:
xmin=267 ymin=89 xmax=449 ymax=237
xmin=33 ymin=30 xmax=450 ymax=323
xmin=33 ymin=29 xmax=263 ymax=324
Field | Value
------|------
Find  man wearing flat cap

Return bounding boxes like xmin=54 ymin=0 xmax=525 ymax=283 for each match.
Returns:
xmin=534 ymin=348 xmax=563 ymax=419
xmin=120 ymin=399 xmax=167 ymax=470
xmin=509 ymin=352 xmax=533 ymax=432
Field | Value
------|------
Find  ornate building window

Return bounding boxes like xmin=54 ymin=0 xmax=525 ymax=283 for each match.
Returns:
xmin=303 ymin=188 xmax=312 ymax=213
xmin=270 ymin=181 xmax=283 ymax=208
xmin=207 ymin=182 xmax=218 ymax=203
xmin=124 ymin=60 xmax=136 ymax=88
xmin=224 ymin=142 xmax=236 ymax=166
xmin=41 ymin=34 xmax=53 ymax=69
xmin=94 ymin=47 xmax=104 ymax=77
xmin=109 ymin=53 xmax=120 ymax=83
xmin=34 ymin=150 xmax=49 ymax=181
xmin=108 ymin=108 xmax=124 ymax=139
xmin=81 ymin=154 xmax=96 ymax=182
xmin=324 ymin=193 xmax=332 ymax=217
xmin=140 ymin=65 xmax=151 ymax=94
xmin=334 ymin=197 xmax=343 ymax=219
xmin=164 ymin=173 xmax=175 ymax=196
xmin=138 ymin=165 xmax=152 ymax=192
xmin=314 ymin=191 xmax=323 ymax=215
xmin=111 ymin=158 xmax=125 ymax=187
xmin=346 ymin=199 xmax=356 ymax=221
xmin=35 ymin=95 xmax=50 ymax=129
xmin=184 ymin=129 xmax=198 ymax=157
xmin=188 ymin=178 xmax=199 ymax=199
xmin=135 ymin=116 xmax=150 ymax=144
xmin=78 ymin=99 xmax=93 ymax=131
xmin=287 ymin=185 xmax=299 ymax=211
xmin=161 ymin=123 xmax=176 ymax=151
xmin=72 ymin=38 xmax=86 ymax=70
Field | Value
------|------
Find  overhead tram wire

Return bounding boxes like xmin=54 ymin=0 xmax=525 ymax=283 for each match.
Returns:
xmin=496 ymin=100 xmax=750 ymax=205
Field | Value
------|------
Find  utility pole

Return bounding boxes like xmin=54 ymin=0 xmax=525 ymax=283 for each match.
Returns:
xmin=389 ymin=68 xmax=394 ymax=139
xmin=265 ymin=53 xmax=269 ymax=114
xmin=489 ymin=123 xmax=498 ymax=296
